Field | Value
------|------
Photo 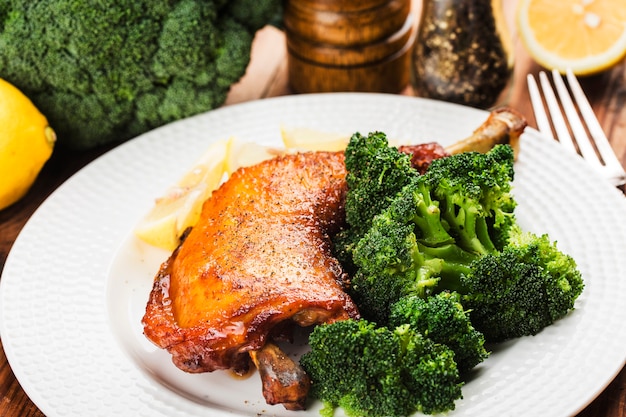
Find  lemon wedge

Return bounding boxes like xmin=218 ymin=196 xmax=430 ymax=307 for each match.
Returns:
xmin=135 ymin=127 xmax=359 ymax=250
xmin=517 ymin=0 xmax=626 ymax=75
xmin=280 ymin=125 xmax=350 ymax=151
xmin=225 ymin=137 xmax=286 ymax=175
xmin=134 ymin=138 xmax=230 ymax=250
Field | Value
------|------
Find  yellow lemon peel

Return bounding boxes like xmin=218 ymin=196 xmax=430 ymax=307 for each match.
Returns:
xmin=0 ymin=79 xmax=56 ymax=210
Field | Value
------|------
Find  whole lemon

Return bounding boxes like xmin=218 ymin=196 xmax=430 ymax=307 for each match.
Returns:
xmin=0 ymin=78 xmax=56 ymax=210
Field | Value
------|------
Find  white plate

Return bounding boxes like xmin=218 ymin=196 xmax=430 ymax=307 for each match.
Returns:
xmin=1 ymin=93 xmax=626 ymax=417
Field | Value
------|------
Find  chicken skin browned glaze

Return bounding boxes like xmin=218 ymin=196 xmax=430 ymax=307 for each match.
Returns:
xmin=142 ymin=151 xmax=359 ymax=380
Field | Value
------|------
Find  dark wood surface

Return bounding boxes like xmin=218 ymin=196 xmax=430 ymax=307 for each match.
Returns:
xmin=1 ymin=2 xmax=625 ymax=415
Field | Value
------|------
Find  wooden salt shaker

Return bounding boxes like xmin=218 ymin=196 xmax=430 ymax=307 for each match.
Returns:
xmin=284 ymin=0 xmax=416 ymax=93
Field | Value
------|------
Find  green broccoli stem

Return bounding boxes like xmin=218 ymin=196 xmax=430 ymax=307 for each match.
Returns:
xmin=394 ymin=323 xmax=413 ymax=354
xmin=410 ymin=185 xmax=455 ymax=247
xmin=440 ymin=194 xmax=498 ymax=255
xmin=409 ymin=243 xmax=478 ymax=296
xmin=474 ymin=214 xmax=498 ymax=252
xmin=403 ymin=186 xmax=489 ymax=298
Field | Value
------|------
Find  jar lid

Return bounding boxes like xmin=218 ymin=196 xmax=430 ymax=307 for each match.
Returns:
xmin=284 ymin=0 xmax=411 ymax=46
xmin=295 ymin=0 xmax=390 ymax=12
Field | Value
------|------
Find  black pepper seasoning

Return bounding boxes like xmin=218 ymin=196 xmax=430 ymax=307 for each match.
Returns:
xmin=411 ymin=0 xmax=513 ymax=109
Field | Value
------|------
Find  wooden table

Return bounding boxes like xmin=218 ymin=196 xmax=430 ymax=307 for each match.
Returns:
xmin=1 ymin=6 xmax=625 ymax=417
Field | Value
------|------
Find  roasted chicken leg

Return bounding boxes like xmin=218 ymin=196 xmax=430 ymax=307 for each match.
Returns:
xmin=143 ymin=151 xmax=359 ymax=378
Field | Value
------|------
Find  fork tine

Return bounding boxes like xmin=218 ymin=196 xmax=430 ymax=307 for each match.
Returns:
xmin=526 ymin=74 xmax=554 ymax=139
xmin=537 ymin=71 xmax=578 ymax=154
xmin=527 ymin=70 xmax=626 ymax=190
xmin=564 ymin=68 xmax=624 ymax=171
xmin=550 ymin=69 xmax=601 ymax=166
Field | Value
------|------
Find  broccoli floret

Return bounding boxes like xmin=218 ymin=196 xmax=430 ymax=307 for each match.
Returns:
xmin=424 ymin=143 xmax=517 ymax=253
xmin=300 ymin=319 xmax=462 ymax=417
xmin=389 ymin=292 xmax=489 ymax=374
xmin=0 ymin=0 xmax=281 ymax=149
xmin=333 ymin=131 xmax=418 ymax=274
xmin=347 ymin=139 xmax=583 ymax=342
xmin=343 ymin=131 xmax=418 ymax=238
xmin=303 ymin=134 xmax=583 ymax=417
xmin=460 ymin=226 xmax=584 ymax=342
xmin=348 ymin=214 xmax=419 ymax=322
xmin=350 ymin=145 xmax=516 ymax=323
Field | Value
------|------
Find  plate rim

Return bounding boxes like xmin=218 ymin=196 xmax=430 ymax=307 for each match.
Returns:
xmin=1 ymin=92 xmax=625 ymax=417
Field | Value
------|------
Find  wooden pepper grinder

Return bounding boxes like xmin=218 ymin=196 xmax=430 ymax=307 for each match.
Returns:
xmin=284 ymin=0 xmax=416 ymax=93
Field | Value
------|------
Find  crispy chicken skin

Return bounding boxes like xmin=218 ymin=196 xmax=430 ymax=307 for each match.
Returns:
xmin=142 ymin=151 xmax=359 ymax=375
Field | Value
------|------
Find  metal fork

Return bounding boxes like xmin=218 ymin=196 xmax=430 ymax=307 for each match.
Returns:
xmin=527 ymin=68 xmax=626 ymax=190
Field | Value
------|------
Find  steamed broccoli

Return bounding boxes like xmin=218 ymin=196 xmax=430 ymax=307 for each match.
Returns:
xmin=460 ymin=226 xmax=584 ymax=342
xmin=300 ymin=319 xmax=463 ymax=417
xmin=343 ymin=131 xmax=418 ymax=237
xmin=333 ymin=131 xmax=418 ymax=270
xmin=304 ymin=134 xmax=583 ymax=417
xmin=345 ymin=138 xmax=583 ymax=342
xmin=350 ymin=144 xmax=517 ymax=324
xmin=389 ymin=292 xmax=489 ymax=374
xmin=0 ymin=0 xmax=282 ymax=149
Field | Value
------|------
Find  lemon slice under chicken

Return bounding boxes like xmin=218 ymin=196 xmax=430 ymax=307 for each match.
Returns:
xmin=280 ymin=125 xmax=350 ymax=151
xmin=134 ymin=139 xmax=230 ymax=250
xmin=134 ymin=137 xmax=286 ymax=250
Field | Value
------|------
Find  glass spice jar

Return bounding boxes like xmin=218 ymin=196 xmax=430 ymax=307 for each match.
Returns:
xmin=411 ymin=0 xmax=514 ymax=109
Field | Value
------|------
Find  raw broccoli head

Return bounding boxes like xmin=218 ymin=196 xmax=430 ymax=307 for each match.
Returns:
xmin=0 ymin=0 xmax=282 ymax=149
xmin=389 ymin=292 xmax=489 ymax=374
xmin=461 ymin=226 xmax=585 ymax=342
xmin=300 ymin=319 xmax=463 ymax=417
